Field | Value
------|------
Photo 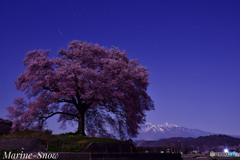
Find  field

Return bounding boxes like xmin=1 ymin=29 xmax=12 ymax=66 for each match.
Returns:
xmin=0 ymin=131 xmax=129 ymax=152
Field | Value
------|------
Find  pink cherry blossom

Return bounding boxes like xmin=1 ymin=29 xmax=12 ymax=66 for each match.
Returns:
xmin=7 ymin=40 xmax=154 ymax=139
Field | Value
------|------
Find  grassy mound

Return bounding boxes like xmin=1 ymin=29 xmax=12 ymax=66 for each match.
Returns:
xmin=0 ymin=131 xmax=129 ymax=152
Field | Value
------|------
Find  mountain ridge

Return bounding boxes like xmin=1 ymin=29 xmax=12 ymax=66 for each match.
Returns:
xmin=134 ymin=122 xmax=240 ymax=140
xmin=134 ymin=134 xmax=240 ymax=153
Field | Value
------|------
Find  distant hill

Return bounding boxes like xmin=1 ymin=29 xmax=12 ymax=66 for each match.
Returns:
xmin=135 ymin=137 xmax=194 ymax=147
xmin=0 ymin=118 xmax=12 ymax=135
xmin=135 ymin=134 xmax=240 ymax=153
xmin=134 ymin=122 xmax=240 ymax=140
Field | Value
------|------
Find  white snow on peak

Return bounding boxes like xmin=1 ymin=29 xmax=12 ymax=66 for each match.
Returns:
xmin=164 ymin=122 xmax=179 ymax=128
xmin=140 ymin=122 xmax=179 ymax=132
xmin=165 ymin=122 xmax=170 ymax=127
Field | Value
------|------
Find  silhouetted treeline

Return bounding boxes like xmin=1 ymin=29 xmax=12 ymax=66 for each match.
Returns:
xmin=135 ymin=135 xmax=240 ymax=152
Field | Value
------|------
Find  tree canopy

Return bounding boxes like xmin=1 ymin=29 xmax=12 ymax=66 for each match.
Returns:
xmin=7 ymin=40 xmax=154 ymax=139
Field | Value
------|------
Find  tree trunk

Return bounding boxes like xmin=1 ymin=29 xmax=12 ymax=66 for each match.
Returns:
xmin=76 ymin=113 xmax=86 ymax=136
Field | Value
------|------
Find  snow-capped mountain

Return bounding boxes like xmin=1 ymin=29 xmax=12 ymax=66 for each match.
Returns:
xmin=134 ymin=122 xmax=216 ymax=140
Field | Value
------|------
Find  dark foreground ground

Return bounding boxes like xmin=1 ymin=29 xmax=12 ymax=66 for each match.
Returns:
xmin=182 ymin=154 xmax=240 ymax=160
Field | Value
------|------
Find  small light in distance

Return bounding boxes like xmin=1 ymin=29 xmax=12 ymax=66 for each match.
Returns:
xmin=224 ymin=149 xmax=228 ymax=153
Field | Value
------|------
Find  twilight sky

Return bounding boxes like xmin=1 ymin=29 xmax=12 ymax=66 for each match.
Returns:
xmin=0 ymin=0 xmax=239 ymax=136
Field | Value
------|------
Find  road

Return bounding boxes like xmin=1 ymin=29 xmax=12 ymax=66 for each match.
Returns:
xmin=182 ymin=154 xmax=240 ymax=160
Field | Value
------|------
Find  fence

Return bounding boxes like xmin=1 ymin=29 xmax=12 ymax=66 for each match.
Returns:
xmin=136 ymin=147 xmax=180 ymax=154
xmin=55 ymin=152 xmax=182 ymax=160
xmin=85 ymin=146 xmax=180 ymax=154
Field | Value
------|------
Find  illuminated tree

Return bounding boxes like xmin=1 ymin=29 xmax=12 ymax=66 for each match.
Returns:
xmin=7 ymin=40 xmax=154 ymax=139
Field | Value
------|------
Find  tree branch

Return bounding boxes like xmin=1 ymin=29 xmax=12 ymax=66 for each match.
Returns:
xmin=40 ymin=111 xmax=79 ymax=122
xmin=58 ymin=99 xmax=73 ymax=104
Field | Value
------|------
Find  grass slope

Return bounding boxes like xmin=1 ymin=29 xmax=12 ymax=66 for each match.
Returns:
xmin=0 ymin=131 xmax=129 ymax=152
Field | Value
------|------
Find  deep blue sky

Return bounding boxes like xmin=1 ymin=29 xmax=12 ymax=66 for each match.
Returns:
xmin=0 ymin=0 xmax=239 ymax=136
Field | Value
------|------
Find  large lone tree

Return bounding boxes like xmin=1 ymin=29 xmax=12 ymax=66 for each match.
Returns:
xmin=7 ymin=40 xmax=154 ymax=139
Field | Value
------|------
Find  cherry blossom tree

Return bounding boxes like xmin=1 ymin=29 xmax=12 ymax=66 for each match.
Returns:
xmin=7 ymin=40 xmax=154 ymax=139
